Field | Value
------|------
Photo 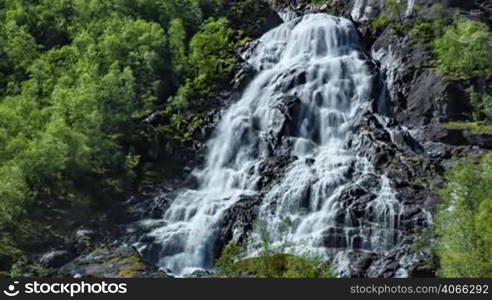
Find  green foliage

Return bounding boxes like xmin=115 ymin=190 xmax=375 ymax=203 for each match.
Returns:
xmin=215 ymin=242 xmax=241 ymax=276
xmin=407 ymin=4 xmax=446 ymax=46
xmin=0 ymin=0 xmax=238 ymax=230
xmin=385 ymin=0 xmax=407 ymax=22
xmin=410 ymin=229 xmax=434 ymax=254
xmin=434 ymin=18 xmax=492 ymax=79
xmin=436 ymin=153 xmax=492 ymax=277
xmin=217 ymin=219 xmax=333 ymax=278
xmin=370 ymin=15 xmax=391 ymax=34
xmin=468 ymin=86 xmax=492 ymax=122
xmin=442 ymin=122 xmax=492 ymax=136
xmin=216 ymin=243 xmax=334 ymax=278
xmin=189 ymin=17 xmax=236 ymax=94
xmin=0 ymin=164 xmax=31 ymax=224
xmin=409 ymin=19 xmax=446 ymax=45
xmin=168 ymin=18 xmax=187 ymax=76
xmin=369 ymin=0 xmax=413 ymax=34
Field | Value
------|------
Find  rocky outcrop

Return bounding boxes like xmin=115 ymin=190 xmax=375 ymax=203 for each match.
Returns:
xmin=58 ymin=246 xmax=169 ymax=278
xmin=213 ymin=194 xmax=262 ymax=258
xmin=263 ymin=0 xmax=491 ymax=278
xmin=267 ymin=95 xmax=302 ymax=149
xmin=40 ymin=250 xmax=74 ymax=269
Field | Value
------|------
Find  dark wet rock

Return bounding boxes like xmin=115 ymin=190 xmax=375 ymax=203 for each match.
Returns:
xmin=0 ymin=254 xmax=14 ymax=271
xmin=274 ymin=69 xmax=309 ymax=93
xmin=74 ymin=229 xmax=96 ymax=241
xmin=367 ymin=260 xmax=399 ymax=278
xmin=256 ymin=154 xmax=295 ymax=190
xmin=273 ymin=0 xmax=337 ymax=19
xmin=213 ymin=194 xmax=262 ymax=259
xmin=231 ymin=60 xmax=255 ymax=91
xmin=224 ymin=0 xmax=283 ymax=38
xmin=40 ymin=250 xmax=74 ymax=269
xmin=58 ymin=246 xmax=169 ymax=278
xmin=125 ymin=187 xmax=175 ymax=222
xmin=143 ymin=111 xmax=164 ymax=125
xmin=266 ymin=95 xmax=302 ymax=149
xmin=342 ymin=251 xmax=379 ymax=278
xmin=187 ymin=269 xmax=213 ymax=278
xmin=424 ymin=121 xmax=492 ymax=149
xmin=322 ymin=226 xmax=349 ymax=248
xmin=410 ymin=262 xmax=437 ymax=278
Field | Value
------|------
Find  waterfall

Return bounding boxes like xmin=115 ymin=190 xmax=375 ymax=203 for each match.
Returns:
xmin=134 ymin=13 xmax=403 ymax=276
xmin=351 ymin=0 xmax=415 ymax=22
xmin=405 ymin=0 xmax=415 ymax=17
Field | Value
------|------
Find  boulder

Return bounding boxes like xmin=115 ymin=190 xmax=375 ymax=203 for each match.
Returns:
xmin=213 ymin=194 xmax=262 ymax=259
xmin=58 ymin=246 xmax=169 ymax=278
xmin=266 ymin=95 xmax=302 ymax=149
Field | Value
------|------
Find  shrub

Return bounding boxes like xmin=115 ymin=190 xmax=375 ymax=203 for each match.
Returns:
xmin=409 ymin=20 xmax=446 ymax=45
xmin=434 ymin=18 xmax=492 ymax=79
xmin=369 ymin=0 xmax=413 ymax=34
xmin=215 ymin=242 xmax=334 ymax=278
xmin=370 ymin=15 xmax=391 ymax=34
xmin=0 ymin=164 xmax=31 ymax=225
xmin=468 ymin=86 xmax=492 ymax=122
xmin=436 ymin=153 xmax=492 ymax=277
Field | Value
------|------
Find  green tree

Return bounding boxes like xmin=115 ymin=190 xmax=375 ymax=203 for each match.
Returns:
xmin=0 ymin=164 xmax=31 ymax=225
xmin=436 ymin=153 xmax=492 ymax=277
xmin=168 ymin=18 xmax=187 ymax=76
xmin=188 ymin=17 xmax=235 ymax=93
xmin=434 ymin=18 xmax=492 ymax=79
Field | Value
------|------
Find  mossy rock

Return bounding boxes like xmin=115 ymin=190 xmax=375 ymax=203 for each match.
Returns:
xmin=57 ymin=246 xmax=167 ymax=278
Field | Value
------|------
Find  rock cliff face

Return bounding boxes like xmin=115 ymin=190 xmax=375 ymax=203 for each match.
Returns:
xmin=30 ymin=0 xmax=491 ymax=278
xmin=260 ymin=0 xmax=491 ymax=277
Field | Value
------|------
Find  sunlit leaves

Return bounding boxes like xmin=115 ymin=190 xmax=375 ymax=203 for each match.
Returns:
xmin=437 ymin=153 xmax=492 ymax=277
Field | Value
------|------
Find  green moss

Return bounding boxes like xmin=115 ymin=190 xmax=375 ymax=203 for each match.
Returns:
xmin=370 ymin=15 xmax=391 ymax=34
xmin=118 ymin=264 xmax=145 ymax=278
xmin=110 ymin=254 xmax=141 ymax=264
xmin=442 ymin=122 xmax=492 ymax=135
xmin=111 ymin=254 xmax=146 ymax=278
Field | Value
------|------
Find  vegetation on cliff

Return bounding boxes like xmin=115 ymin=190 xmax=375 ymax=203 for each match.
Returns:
xmin=436 ymin=153 xmax=492 ymax=277
xmin=216 ymin=243 xmax=334 ymax=278
xmin=0 ymin=0 xmax=273 ymax=274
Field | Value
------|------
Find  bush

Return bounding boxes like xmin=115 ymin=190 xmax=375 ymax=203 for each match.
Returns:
xmin=369 ymin=0 xmax=413 ymax=34
xmin=0 ymin=164 xmax=31 ymax=225
xmin=216 ymin=243 xmax=334 ymax=278
xmin=188 ymin=17 xmax=236 ymax=93
xmin=0 ymin=0 xmax=241 ymax=229
xmin=409 ymin=20 xmax=446 ymax=45
xmin=468 ymin=86 xmax=492 ymax=122
xmin=370 ymin=15 xmax=391 ymax=34
xmin=434 ymin=18 xmax=492 ymax=79
xmin=436 ymin=153 xmax=492 ymax=277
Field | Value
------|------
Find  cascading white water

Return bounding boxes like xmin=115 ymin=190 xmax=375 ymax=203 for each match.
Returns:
xmin=135 ymin=13 xmax=404 ymax=276
xmin=351 ymin=0 xmax=415 ymax=22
